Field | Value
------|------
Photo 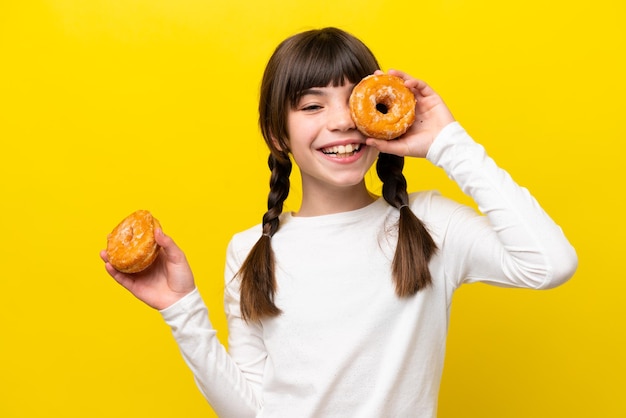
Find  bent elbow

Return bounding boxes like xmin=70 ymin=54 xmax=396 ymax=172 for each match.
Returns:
xmin=539 ymin=244 xmax=579 ymax=289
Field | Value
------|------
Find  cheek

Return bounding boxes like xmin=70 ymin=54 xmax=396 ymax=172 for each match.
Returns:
xmin=285 ymin=113 xmax=299 ymax=146
xmin=365 ymin=148 xmax=380 ymax=170
xmin=286 ymin=116 xmax=315 ymax=147
xmin=275 ymin=113 xmax=299 ymax=153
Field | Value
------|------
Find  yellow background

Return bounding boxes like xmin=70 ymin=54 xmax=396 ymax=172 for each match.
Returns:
xmin=1 ymin=0 xmax=624 ymax=417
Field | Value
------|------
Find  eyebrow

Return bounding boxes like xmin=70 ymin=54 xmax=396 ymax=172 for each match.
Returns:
xmin=298 ymin=88 xmax=327 ymax=97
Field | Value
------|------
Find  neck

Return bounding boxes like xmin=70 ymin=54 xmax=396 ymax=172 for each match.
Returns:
xmin=295 ymin=181 xmax=377 ymax=217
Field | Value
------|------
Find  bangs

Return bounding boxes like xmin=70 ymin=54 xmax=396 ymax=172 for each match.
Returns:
xmin=284 ymin=30 xmax=379 ymax=107
xmin=259 ymin=27 xmax=380 ymax=150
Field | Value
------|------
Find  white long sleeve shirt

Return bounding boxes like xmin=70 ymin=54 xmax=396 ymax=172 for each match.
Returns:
xmin=160 ymin=122 xmax=577 ymax=417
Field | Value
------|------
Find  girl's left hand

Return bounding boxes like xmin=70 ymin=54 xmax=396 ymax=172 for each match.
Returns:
xmin=365 ymin=69 xmax=455 ymax=158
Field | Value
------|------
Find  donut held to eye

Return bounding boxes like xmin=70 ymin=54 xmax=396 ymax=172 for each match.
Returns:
xmin=106 ymin=210 xmax=161 ymax=273
xmin=349 ymin=74 xmax=416 ymax=140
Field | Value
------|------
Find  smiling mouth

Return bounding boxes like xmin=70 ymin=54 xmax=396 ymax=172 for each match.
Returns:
xmin=320 ymin=143 xmax=363 ymax=158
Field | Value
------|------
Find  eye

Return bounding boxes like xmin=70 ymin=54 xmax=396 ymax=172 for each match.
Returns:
xmin=301 ymin=104 xmax=323 ymax=112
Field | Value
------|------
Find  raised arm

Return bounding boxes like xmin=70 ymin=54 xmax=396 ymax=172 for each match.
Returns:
xmin=367 ymin=71 xmax=577 ymax=288
xmin=426 ymin=122 xmax=578 ymax=288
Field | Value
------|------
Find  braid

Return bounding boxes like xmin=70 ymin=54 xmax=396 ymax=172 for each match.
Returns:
xmin=376 ymin=153 xmax=437 ymax=296
xmin=238 ymin=153 xmax=292 ymax=322
xmin=262 ymin=153 xmax=291 ymax=237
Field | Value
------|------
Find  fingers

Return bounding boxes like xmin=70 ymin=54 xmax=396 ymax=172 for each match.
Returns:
xmin=154 ymin=228 xmax=187 ymax=265
xmin=385 ymin=69 xmax=436 ymax=98
xmin=386 ymin=68 xmax=409 ymax=79
xmin=402 ymin=77 xmax=435 ymax=99
xmin=386 ymin=69 xmax=416 ymax=84
xmin=102 ymin=256 xmax=137 ymax=290
xmin=100 ymin=249 xmax=128 ymax=285
xmin=154 ymin=227 xmax=170 ymax=248
xmin=366 ymin=137 xmax=411 ymax=156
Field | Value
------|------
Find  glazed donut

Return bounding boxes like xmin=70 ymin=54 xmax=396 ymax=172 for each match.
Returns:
xmin=349 ymin=74 xmax=416 ymax=140
xmin=106 ymin=210 xmax=161 ymax=273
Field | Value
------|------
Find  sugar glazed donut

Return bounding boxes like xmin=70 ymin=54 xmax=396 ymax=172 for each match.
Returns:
xmin=106 ymin=210 xmax=161 ymax=273
xmin=349 ymin=74 xmax=416 ymax=140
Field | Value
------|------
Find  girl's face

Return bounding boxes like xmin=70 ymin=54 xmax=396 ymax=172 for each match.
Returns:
xmin=286 ymin=82 xmax=379 ymax=197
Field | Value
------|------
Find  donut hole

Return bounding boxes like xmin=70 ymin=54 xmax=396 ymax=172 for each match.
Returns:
xmin=375 ymin=102 xmax=389 ymax=114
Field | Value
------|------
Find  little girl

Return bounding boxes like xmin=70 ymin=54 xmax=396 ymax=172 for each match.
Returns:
xmin=101 ymin=27 xmax=577 ymax=417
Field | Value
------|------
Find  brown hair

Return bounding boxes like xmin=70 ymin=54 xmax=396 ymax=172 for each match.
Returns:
xmin=238 ymin=27 xmax=437 ymax=322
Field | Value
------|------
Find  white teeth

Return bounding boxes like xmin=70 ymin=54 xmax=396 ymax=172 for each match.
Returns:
xmin=322 ymin=143 xmax=362 ymax=156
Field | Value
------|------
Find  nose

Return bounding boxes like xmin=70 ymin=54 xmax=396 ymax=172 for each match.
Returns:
xmin=328 ymin=102 xmax=356 ymax=132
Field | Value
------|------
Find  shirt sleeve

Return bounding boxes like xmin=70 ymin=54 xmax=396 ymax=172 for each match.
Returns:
xmin=159 ymin=276 xmax=263 ymax=417
xmin=426 ymin=122 xmax=578 ymax=289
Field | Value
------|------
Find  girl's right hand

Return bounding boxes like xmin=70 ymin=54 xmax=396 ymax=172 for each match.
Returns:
xmin=100 ymin=228 xmax=196 ymax=311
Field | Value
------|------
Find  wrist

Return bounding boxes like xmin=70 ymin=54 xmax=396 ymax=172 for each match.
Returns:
xmin=155 ymin=287 xmax=197 ymax=311
xmin=154 ymin=287 xmax=198 ymax=313
xmin=425 ymin=121 xmax=463 ymax=162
